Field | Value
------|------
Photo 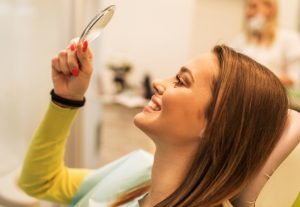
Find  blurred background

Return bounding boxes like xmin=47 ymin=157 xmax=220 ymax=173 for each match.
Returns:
xmin=0 ymin=0 xmax=299 ymax=206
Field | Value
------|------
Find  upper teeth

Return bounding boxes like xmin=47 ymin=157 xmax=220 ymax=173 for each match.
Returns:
xmin=148 ymin=100 xmax=161 ymax=111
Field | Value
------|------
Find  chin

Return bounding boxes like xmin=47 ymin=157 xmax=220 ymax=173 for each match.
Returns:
xmin=133 ymin=110 xmax=154 ymax=131
xmin=134 ymin=96 xmax=163 ymax=138
xmin=133 ymin=112 xmax=144 ymax=129
xmin=133 ymin=108 xmax=161 ymax=138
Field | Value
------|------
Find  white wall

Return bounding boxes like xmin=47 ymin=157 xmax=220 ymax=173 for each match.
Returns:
xmin=190 ymin=0 xmax=245 ymax=55
xmin=0 ymin=0 xmax=72 ymax=175
xmin=279 ymin=0 xmax=300 ymax=30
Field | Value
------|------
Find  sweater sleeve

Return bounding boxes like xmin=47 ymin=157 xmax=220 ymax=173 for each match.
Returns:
xmin=18 ymin=101 xmax=93 ymax=204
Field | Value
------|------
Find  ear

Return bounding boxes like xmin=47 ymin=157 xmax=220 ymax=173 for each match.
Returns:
xmin=199 ymin=121 xmax=207 ymax=138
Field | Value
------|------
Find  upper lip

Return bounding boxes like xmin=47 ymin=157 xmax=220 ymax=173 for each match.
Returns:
xmin=151 ymin=95 xmax=162 ymax=108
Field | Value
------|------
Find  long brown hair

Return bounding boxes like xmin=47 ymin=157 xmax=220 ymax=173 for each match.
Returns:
xmin=111 ymin=45 xmax=288 ymax=206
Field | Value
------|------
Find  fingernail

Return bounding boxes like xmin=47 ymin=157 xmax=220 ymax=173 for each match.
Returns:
xmin=70 ymin=43 xmax=76 ymax=51
xmin=71 ymin=67 xmax=79 ymax=76
xmin=83 ymin=41 xmax=88 ymax=52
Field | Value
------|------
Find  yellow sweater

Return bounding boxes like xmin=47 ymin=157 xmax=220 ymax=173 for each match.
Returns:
xmin=18 ymin=101 xmax=93 ymax=204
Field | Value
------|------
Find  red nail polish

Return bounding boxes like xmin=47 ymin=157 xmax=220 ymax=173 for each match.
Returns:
xmin=71 ymin=67 xmax=79 ymax=76
xmin=83 ymin=41 xmax=88 ymax=52
xmin=70 ymin=43 xmax=76 ymax=51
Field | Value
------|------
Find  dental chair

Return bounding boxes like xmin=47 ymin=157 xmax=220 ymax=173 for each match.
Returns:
xmin=233 ymin=109 xmax=300 ymax=207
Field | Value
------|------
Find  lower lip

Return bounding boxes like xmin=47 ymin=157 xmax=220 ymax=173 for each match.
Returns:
xmin=143 ymin=105 xmax=157 ymax=113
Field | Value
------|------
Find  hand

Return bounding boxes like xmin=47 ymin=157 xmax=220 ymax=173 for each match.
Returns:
xmin=51 ymin=39 xmax=93 ymax=101
xmin=279 ymin=74 xmax=294 ymax=87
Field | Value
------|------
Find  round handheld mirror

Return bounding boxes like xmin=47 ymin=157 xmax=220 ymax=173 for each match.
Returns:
xmin=79 ymin=5 xmax=116 ymax=43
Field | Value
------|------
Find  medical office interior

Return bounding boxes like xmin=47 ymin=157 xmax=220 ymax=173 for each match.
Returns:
xmin=0 ymin=0 xmax=300 ymax=206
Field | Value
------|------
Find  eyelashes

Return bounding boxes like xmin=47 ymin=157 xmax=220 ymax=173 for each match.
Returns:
xmin=174 ymin=74 xmax=184 ymax=87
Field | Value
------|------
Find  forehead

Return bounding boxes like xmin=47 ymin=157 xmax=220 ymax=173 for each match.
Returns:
xmin=248 ymin=0 xmax=272 ymax=6
xmin=248 ymin=0 xmax=264 ymax=4
xmin=185 ymin=53 xmax=219 ymax=85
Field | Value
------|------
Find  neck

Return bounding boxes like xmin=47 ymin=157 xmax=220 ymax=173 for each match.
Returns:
xmin=251 ymin=31 xmax=264 ymax=44
xmin=141 ymin=143 xmax=198 ymax=207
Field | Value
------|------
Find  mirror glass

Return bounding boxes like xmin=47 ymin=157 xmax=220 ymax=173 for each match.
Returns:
xmin=79 ymin=5 xmax=116 ymax=43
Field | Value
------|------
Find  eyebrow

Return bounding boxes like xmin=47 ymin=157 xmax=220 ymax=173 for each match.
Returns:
xmin=180 ymin=66 xmax=195 ymax=83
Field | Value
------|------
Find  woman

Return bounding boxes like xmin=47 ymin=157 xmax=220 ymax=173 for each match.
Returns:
xmin=232 ymin=0 xmax=300 ymax=89
xmin=18 ymin=41 xmax=288 ymax=207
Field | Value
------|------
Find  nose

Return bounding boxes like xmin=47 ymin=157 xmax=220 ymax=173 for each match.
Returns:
xmin=152 ymin=79 xmax=165 ymax=95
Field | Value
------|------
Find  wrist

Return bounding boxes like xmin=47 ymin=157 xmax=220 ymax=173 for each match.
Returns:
xmin=51 ymin=100 xmax=78 ymax=109
xmin=50 ymin=89 xmax=85 ymax=108
xmin=54 ymin=90 xmax=84 ymax=101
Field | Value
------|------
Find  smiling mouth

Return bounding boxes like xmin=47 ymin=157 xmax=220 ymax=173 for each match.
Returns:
xmin=147 ymin=100 xmax=161 ymax=111
xmin=145 ymin=95 xmax=162 ymax=112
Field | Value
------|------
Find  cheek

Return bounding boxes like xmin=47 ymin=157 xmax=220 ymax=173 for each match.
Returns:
xmin=246 ymin=8 xmax=255 ymax=18
xmin=262 ymin=7 xmax=273 ymax=18
xmin=162 ymin=89 xmax=208 ymax=118
xmin=161 ymin=89 xmax=191 ymax=115
xmin=160 ymin=90 xmax=206 ymax=137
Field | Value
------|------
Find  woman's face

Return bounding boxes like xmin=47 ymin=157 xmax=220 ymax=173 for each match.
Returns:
xmin=246 ymin=0 xmax=274 ymax=19
xmin=134 ymin=53 xmax=218 ymax=146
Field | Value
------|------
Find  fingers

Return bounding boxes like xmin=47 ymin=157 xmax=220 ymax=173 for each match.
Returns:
xmin=51 ymin=39 xmax=93 ymax=77
xmin=52 ymin=54 xmax=67 ymax=76
xmin=67 ymin=41 xmax=80 ymax=77
xmin=76 ymin=41 xmax=93 ymax=75
xmin=58 ymin=50 xmax=70 ymax=75
xmin=280 ymin=73 xmax=294 ymax=86
xmin=51 ymin=56 xmax=59 ymax=72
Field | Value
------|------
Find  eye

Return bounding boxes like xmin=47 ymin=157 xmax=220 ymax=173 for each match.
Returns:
xmin=174 ymin=74 xmax=184 ymax=87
